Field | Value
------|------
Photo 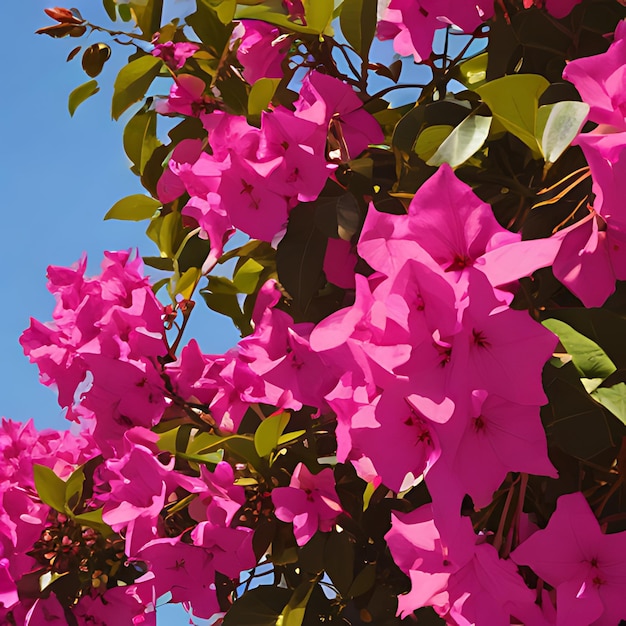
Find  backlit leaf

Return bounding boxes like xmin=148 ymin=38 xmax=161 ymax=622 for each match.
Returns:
xmin=33 ymin=465 xmax=66 ymax=513
xmin=427 ymin=115 xmax=491 ymax=168
xmin=111 ymin=55 xmax=162 ymax=120
xmin=537 ymin=101 xmax=589 ymax=164
xmin=339 ymin=0 xmax=377 ymax=59
xmin=105 ymin=194 xmax=161 ymax=221
xmin=255 ymin=412 xmax=291 ymax=458
xmin=248 ymin=78 xmax=280 ymax=116
xmin=68 ymin=79 xmax=99 ymax=117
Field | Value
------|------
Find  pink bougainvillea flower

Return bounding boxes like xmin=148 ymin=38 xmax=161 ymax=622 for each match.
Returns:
xmin=155 ymin=75 xmax=216 ymax=117
xmin=511 ymin=492 xmax=626 ymax=626
xmin=295 ymin=71 xmax=384 ymax=160
xmin=431 ymin=390 xmax=557 ymax=509
xmin=272 ymin=463 xmax=342 ymax=546
xmin=323 ymin=238 xmax=357 ymax=289
xmin=386 ymin=504 xmax=547 ymax=625
xmin=553 ymin=131 xmax=626 ymax=306
xmin=233 ymin=20 xmax=290 ymax=85
xmin=377 ymin=1 xmax=493 ymax=63
xmin=563 ymin=20 xmax=626 ymax=130
xmin=151 ymin=41 xmax=199 ymax=70
xmin=358 ymin=164 xmax=561 ymax=291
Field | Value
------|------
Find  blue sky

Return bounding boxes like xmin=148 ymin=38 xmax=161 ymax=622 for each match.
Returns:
xmin=2 ymin=2 xmax=233 ymax=623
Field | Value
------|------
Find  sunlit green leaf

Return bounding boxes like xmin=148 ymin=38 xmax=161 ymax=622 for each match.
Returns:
xmin=454 ymin=52 xmax=488 ymax=89
xmin=235 ymin=4 xmax=318 ymax=34
xmin=233 ymin=258 xmax=264 ymax=294
xmin=537 ymin=101 xmax=589 ymax=164
xmin=592 ymin=384 xmax=626 ymax=426
xmin=129 ymin=0 xmax=163 ymax=37
xmin=280 ymin=579 xmax=316 ymax=626
xmin=255 ymin=412 xmax=291 ymax=458
xmin=105 ymin=194 xmax=161 ymax=221
xmin=68 ymin=79 xmax=99 ymax=117
xmin=413 ymin=125 xmax=453 ymax=162
xmin=64 ymin=467 xmax=85 ymax=512
xmin=73 ymin=508 xmax=114 ymax=537
xmin=476 ymin=74 xmax=549 ymax=154
xmin=248 ymin=78 xmax=280 ymax=116
xmin=111 ymin=55 xmax=162 ymax=120
xmin=170 ymin=267 xmax=201 ymax=300
xmin=427 ymin=115 xmax=491 ymax=168
xmin=543 ymin=319 xmax=616 ymax=380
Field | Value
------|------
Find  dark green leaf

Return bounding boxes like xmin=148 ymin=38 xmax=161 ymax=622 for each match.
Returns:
xmin=280 ymin=579 xmax=317 ymax=626
xmin=200 ymin=290 xmax=252 ymax=335
xmin=102 ymin=0 xmax=116 ymax=21
xmin=81 ymin=43 xmax=111 ymax=78
xmin=33 ymin=465 xmax=66 ymax=513
xmin=123 ymin=109 xmax=161 ymax=175
xmin=105 ymin=194 xmax=161 ymax=221
xmin=255 ymin=412 xmax=290 ymax=458
xmin=222 ymin=586 xmax=291 ymax=626
xmin=68 ymin=79 xmax=99 ymax=117
xmin=187 ymin=0 xmax=234 ymax=54
xmin=324 ymin=530 xmax=354 ymax=597
xmin=339 ymin=0 xmax=377 ymax=60
xmin=118 ymin=3 xmax=132 ymax=22
xmin=347 ymin=563 xmax=376 ymax=599
xmin=111 ymin=55 xmax=162 ymax=120
xmin=143 ymin=256 xmax=174 ymax=271
xmin=276 ymin=204 xmax=328 ymax=314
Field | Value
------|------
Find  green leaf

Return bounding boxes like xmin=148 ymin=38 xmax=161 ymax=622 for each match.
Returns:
xmin=476 ymin=74 xmax=549 ymax=153
xmin=129 ymin=0 xmax=164 ymax=38
xmin=81 ymin=43 xmax=111 ymax=78
xmin=102 ymin=0 xmax=116 ymax=21
xmin=537 ymin=101 xmax=589 ymax=164
xmin=187 ymin=0 xmax=234 ymax=53
xmin=592 ymin=384 xmax=626 ymax=426
xmin=68 ymin=79 xmax=99 ymax=117
xmin=454 ymin=52 xmax=488 ymax=89
xmin=277 ymin=430 xmax=306 ymax=447
xmin=426 ymin=115 xmax=491 ymax=168
xmin=235 ymin=4 xmax=318 ymax=34
xmin=105 ymin=194 xmax=161 ymax=221
xmin=303 ymin=0 xmax=334 ymax=33
xmin=324 ymin=530 xmax=354 ymax=596
xmin=143 ymin=256 xmax=174 ymax=271
xmin=146 ymin=210 xmax=181 ymax=259
xmin=413 ymin=125 xmax=453 ymax=162
xmin=248 ymin=78 xmax=280 ymax=116
xmin=118 ymin=3 xmax=132 ymax=21
xmin=543 ymin=319 xmax=616 ymax=380
xmin=203 ymin=0 xmax=237 ymax=23
xmin=33 ymin=465 xmax=67 ymax=513
xmin=123 ymin=110 xmax=162 ymax=175
xmin=347 ymin=563 xmax=376 ymax=599
xmin=73 ymin=508 xmax=114 ymax=537
xmin=255 ymin=412 xmax=291 ymax=458
xmin=280 ymin=580 xmax=317 ymax=626
xmin=111 ymin=55 xmax=162 ymax=120
xmin=170 ymin=267 xmax=201 ymax=300
xmin=233 ymin=258 xmax=264 ymax=294
xmin=64 ymin=467 xmax=85 ymax=513
xmin=339 ymin=0 xmax=377 ymax=60
xmin=223 ymin=587 xmax=291 ymax=626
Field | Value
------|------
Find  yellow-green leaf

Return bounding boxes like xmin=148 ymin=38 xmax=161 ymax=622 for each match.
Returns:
xmin=476 ymin=74 xmax=549 ymax=154
xmin=233 ymin=258 xmax=265 ymax=294
xmin=64 ymin=466 xmax=85 ymax=513
xmin=414 ymin=125 xmax=453 ymax=162
xmin=171 ymin=267 xmax=201 ymax=300
xmin=73 ymin=508 xmax=114 ymax=537
xmin=427 ymin=115 xmax=491 ymax=168
xmin=234 ymin=4 xmax=318 ymax=34
xmin=537 ymin=101 xmax=589 ymax=165
xmin=33 ymin=465 xmax=66 ymax=513
xmin=279 ymin=580 xmax=316 ymax=626
xmin=111 ymin=55 xmax=162 ymax=120
xmin=105 ymin=194 xmax=161 ymax=221
xmin=129 ymin=0 xmax=164 ymax=38
xmin=303 ymin=0 xmax=334 ymax=33
xmin=255 ymin=412 xmax=290 ymax=458
xmin=248 ymin=78 xmax=281 ymax=116
xmin=455 ymin=52 xmax=488 ymax=89
xmin=68 ymin=79 xmax=99 ymax=117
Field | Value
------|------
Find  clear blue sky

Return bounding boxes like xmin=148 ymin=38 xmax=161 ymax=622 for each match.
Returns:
xmin=1 ymin=2 xmax=232 ymax=623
